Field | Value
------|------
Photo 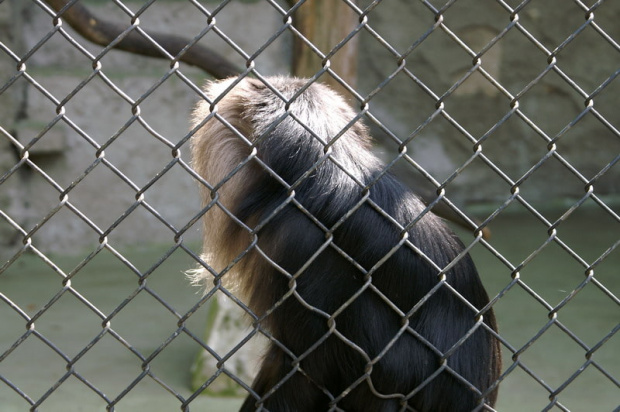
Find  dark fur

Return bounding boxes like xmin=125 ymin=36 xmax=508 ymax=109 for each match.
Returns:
xmin=190 ymin=76 xmax=501 ymax=411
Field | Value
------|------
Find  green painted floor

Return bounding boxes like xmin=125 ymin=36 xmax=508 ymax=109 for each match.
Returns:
xmin=0 ymin=208 xmax=618 ymax=411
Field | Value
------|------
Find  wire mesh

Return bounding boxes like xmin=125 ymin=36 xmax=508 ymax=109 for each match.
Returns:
xmin=0 ymin=0 xmax=618 ymax=411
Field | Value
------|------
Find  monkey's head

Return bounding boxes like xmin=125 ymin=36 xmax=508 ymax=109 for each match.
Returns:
xmin=190 ymin=76 xmax=380 ymax=206
xmin=189 ymin=76 xmax=378 ymax=286
xmin=193 ymin=76 xmax=370 ymax=145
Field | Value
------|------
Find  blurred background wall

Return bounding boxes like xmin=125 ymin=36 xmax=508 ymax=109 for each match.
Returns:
xmin=1 ymin=0 xmax=618 ymax=258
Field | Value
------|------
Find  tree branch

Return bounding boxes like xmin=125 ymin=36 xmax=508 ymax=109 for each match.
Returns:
xmin=43 ymin=0 xmax=241 ymax=79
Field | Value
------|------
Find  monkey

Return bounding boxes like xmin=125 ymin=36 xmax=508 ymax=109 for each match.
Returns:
xmin=189 ymin=76 xmax=501 ymax=412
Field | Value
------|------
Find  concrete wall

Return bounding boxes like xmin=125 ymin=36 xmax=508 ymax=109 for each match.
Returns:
xmin=1 ymin=0 xmax=618 ymax=257
xmin=355 ymin=1 xmax=619 ymax=204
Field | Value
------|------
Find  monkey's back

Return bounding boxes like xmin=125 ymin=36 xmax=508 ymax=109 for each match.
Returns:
xmin=190 ymin=76 xmax=500 ymax=411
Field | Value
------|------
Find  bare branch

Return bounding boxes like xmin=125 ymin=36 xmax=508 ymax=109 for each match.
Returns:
xmin=42 ymin=0 xmax=241 ymax=79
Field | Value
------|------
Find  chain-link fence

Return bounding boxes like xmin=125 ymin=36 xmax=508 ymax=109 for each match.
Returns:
xmin=0 ymin=0 xmax=618 ymax=411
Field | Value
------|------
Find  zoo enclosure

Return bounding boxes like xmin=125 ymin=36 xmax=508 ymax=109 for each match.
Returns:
xmin=0 ymin=0 xmax=618 ymax=411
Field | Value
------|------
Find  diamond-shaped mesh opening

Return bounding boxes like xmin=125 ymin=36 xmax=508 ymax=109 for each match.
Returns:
xmin=1 ymin=0 xmax=618 ymax=411
xmin=0 ymin=334 xmax=69 ymax=406
xmin=35 ymin=374 xmax=111 ymax=411
xmin=556 ymin=361 xmax=620 ymax=411
xmin=68 ymin=332 xmax=147 ymax=400
xmin=59 ymin=77 xmax=136 ymax=147
xmin=557 ymin=111 xmax=620 ymax=172
xmin=555 ymin=22 xmax=620 ymax=92
xmin=25 ymin=291 xmax=107 ymax=358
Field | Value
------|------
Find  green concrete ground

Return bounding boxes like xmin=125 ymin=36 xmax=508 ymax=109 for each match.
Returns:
xmin=0 ymin=208 xmax=618 ymax=411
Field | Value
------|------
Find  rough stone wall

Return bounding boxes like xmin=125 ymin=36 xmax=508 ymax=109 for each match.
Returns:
xmin=1 ymin=0 xmax=618 ymax=257
xmin=0 ymin=0 xmax=290 ymax=257
xmin=356 ymin=0 xmax=619 ymax=204
xmin=0 ymin=1 xmax=27 ymax=258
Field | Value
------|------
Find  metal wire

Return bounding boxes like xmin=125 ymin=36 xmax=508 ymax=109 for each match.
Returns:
xmin=0 ymin=0 xmax=618 ymax=411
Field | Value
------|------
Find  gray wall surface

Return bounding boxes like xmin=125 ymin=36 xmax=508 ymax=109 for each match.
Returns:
xmin=1 ymin=0 xmax=618 ymax=257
